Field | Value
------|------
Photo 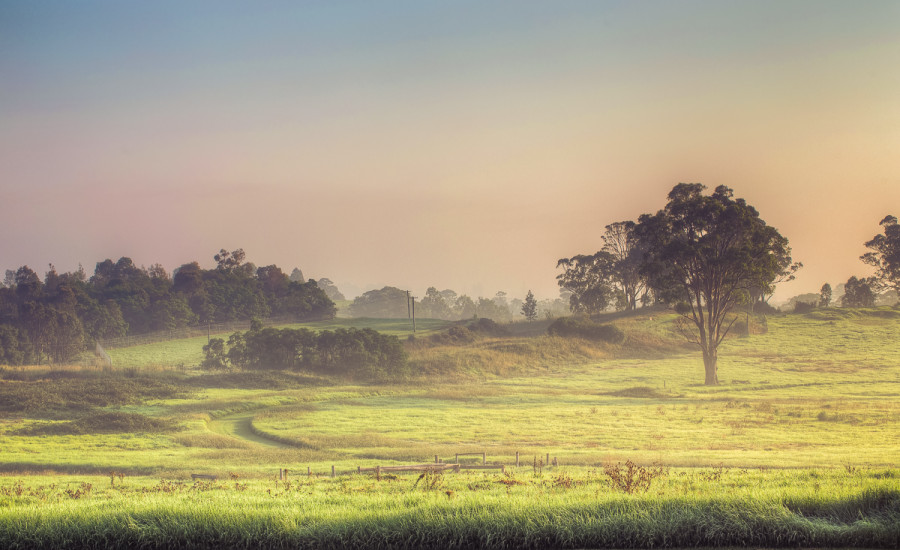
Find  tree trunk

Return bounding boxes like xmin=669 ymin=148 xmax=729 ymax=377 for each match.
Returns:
xmin=703 ymin=347 xmax=719 ymax=385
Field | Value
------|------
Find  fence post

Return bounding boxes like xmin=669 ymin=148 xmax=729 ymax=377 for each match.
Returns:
xmin=546 ymin=453 xmax=550 ymax=465
xmin=435 ymin=455 xmax=439 ymax=464
xmin=482 ymin=452 xmax=486 ymax=464
xmin=375 ymin=465 xmax=381 ymax=481
xmin=516 ymin=451 xmax=519 ymax=467
xmin=307 ymin=467 xmax=311 ymax=477
xmin=455 ymin=453 xmax=459 ymax=464
xmin=331 ymin=465 xmax=335 ymax=478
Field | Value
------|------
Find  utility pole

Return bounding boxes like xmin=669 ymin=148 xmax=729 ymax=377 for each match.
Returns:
xmin=412 ymin=295 xmax=417 ymax=332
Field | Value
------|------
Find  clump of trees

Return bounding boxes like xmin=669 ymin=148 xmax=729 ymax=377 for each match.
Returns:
xmin=202 ymin=321 xmax=407 ymax=380
xmin=0 ymin=249 xmax=336 ymax=365
xmin=556 ymin=221 xmax=651 ymax=315
xmin=808 ymin=214 xmax=900 ymax=311
xmin=841 ymin=276 xmax=877 ymax=308
xmin=560 ymin=184 xmax=799 ymax=385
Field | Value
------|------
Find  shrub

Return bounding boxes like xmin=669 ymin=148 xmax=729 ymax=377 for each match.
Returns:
xmin=793 ymin=301 xmax=817 ymax=314
xmin=547 ymin=317 xmax=625 ymax=344
xmin=467 ymin=318 xmax=508 ymax=336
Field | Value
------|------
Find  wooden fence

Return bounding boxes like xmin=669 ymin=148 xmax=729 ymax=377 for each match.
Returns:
xmin=205 ymin=452 xmax=563 ymax=482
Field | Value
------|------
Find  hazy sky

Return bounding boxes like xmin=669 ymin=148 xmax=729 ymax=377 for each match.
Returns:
xmin=2 ymin=1 xmax=898 ymax=303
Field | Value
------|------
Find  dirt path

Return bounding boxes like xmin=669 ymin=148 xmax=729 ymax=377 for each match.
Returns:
xmin=207 ymin=410 xmax=293 ymax=449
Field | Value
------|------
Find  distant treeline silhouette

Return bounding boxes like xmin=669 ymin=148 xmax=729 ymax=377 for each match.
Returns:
xmin=0 ymin=248 xmax=335 ymax=365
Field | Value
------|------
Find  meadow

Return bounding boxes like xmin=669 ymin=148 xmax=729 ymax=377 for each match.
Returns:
xmin=1 ymin=308 xmax=899 ymax=548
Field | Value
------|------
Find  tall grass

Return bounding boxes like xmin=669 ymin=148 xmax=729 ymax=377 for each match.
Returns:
xmin=0 ymin=469 xmax=897 ymax=549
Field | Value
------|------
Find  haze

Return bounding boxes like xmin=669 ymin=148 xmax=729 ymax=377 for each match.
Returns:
xmin=2 ymin=1 xmax=898 ymax=302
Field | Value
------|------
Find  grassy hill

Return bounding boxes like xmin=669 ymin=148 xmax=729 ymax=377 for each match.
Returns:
xmin=1 ymin=308 xmax=898 ymax=548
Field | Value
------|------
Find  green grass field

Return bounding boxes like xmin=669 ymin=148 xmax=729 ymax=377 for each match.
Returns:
xmin=2 ymin=310 xmax=899 ymax=548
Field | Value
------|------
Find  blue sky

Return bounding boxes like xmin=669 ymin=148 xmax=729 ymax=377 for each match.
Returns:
xmin=2 ymin=1 xmax=898 ymax=301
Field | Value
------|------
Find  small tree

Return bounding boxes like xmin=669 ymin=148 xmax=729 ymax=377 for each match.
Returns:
xmin=556 ymin=252 xmax=617 ymax=315
xmin=861 ymin=215 xmax=900 ymax=297
xmin=819 ymin=283 xmax=832 ymax=308
xmin=521 ymin=290 xmax=538 ymax=321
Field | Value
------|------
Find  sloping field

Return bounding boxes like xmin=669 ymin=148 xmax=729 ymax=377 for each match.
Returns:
xmin=2 ymin=308 xmax=899 ymax=548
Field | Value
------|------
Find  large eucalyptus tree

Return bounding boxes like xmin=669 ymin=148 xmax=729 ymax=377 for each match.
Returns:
xmin=636 ymin=184 xmax=798 ymax=385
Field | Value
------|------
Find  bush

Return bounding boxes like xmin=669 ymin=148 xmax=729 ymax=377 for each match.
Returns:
xmin=427 ymin=318 xmax=510 ymax=346
xmin=467 ymin=318 xmax=508 ymax=336
xmin=793 ymin=301 xmax=817 ymax=314
xmin=547 ymin=317 xmax=625 ymax=344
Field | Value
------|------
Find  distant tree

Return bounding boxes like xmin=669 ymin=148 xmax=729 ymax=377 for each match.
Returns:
xmin=841 ymin=276 xmax=876 ymax=308
xmin=439 ymin=289 xmax=458 ymax=305
xmin=420 ymin=287 xmax=451 ymax=319
xmin=257 ymin=265 xmax=289 ymax=297
xmin=80 ymin=299 xmax=128 ymax=341
xmin=172 ymin=262 xmax=204 ymax=295
xmin=474 ymin=297 xmax=508 ymax=322
xmin=784 ymin=293 xmax=820 ymax=312
xmin=601 ymin=221 xmax=651 ymax=310
xmin=289 ymin=267 xmax=305 ymax=283
xmin=819 ymin=283 xmax=832 ymax=308
xmin=46 ymin=309 xmax=85 ymax=363
xmin=635 ymin=184 xmax=798 ymax=386
xmin=276 ymin=279 xmax=336 ymax=320
xmin=316 ymin=278 xmax=346 ymax=301
xmin=861 ymin=215 xmax=900 ymax=298
xmin=556 ymin=252 xmax=617 ymax=315
xmin=348 ymin=287 xmax=409 ymax=318
xmin=0 ymin=324 xmax=25 ymax=365
xmin=214 ymin=248 xmax=246 ymax=273
xmin=15 ymin=266 xmax=43 ymax=301
xmin=201 ymin=338 xmax=229 ymax=370
xmin=521 ymin=290 xmax=538 ymax=321
xmin=148 ymin=264 xmax=168 ymax=280
xmin=453 ymin=294 xmax=477 ymax=319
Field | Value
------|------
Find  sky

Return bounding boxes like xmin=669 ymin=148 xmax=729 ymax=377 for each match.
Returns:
xmin=1 ymin=1 xmax=898 ymax=303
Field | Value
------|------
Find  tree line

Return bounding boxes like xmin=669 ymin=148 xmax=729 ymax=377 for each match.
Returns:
xmin=0 ymin=249 xmax=335 ymax=365
xmin=347 ymin=286 xmax=566 ymax=322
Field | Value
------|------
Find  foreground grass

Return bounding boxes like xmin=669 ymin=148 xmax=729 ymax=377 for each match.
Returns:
xmin=1 ymin=468 xmax=898 ymax=549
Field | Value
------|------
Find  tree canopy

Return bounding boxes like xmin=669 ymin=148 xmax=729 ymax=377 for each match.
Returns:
xmin=634 ymin=184 xmax=798 ymax=385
